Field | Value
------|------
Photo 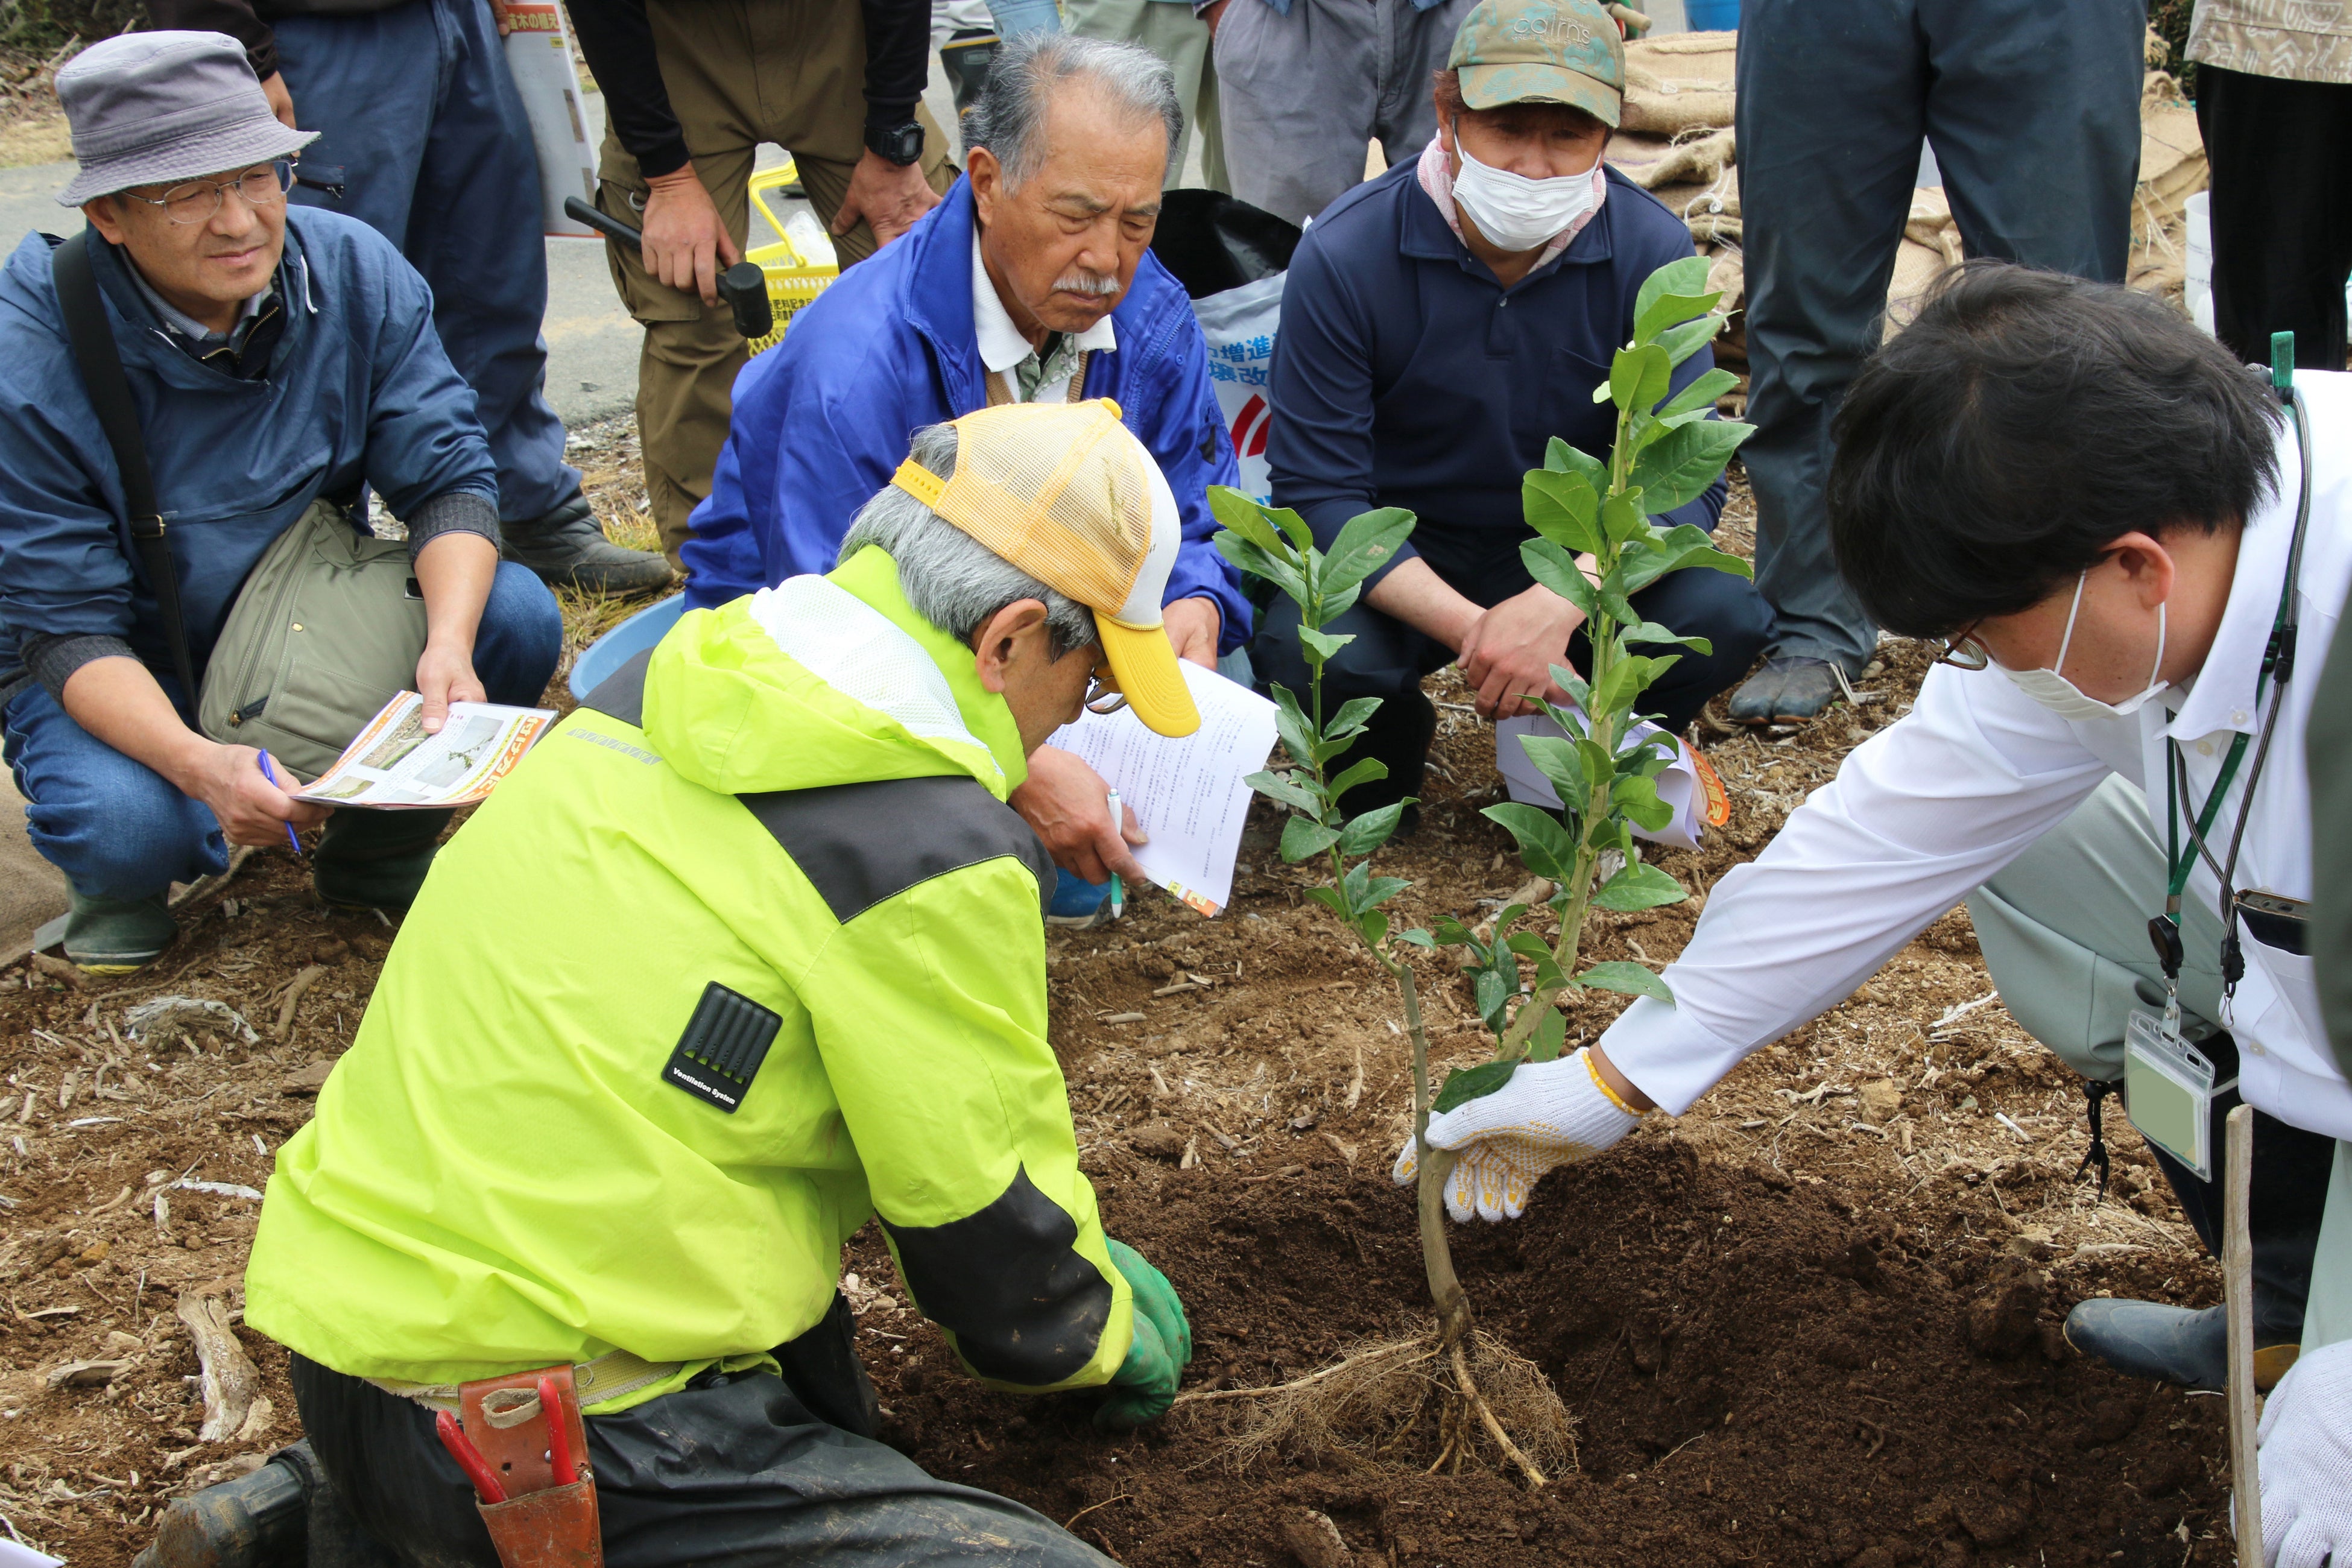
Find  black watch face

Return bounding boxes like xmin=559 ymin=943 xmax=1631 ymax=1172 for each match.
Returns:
xmin=875 ymin=124 xmax=923 ymax=165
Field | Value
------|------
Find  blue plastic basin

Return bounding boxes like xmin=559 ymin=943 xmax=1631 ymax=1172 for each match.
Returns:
xmin=567 ymin=592 xmax=684 ymax=703
xmin=1683 ymin=0 xmax=1740 ymax=28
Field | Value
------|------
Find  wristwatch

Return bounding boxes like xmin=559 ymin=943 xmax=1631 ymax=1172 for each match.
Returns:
xmin=864 ymin=121 xmax=924 ymax=167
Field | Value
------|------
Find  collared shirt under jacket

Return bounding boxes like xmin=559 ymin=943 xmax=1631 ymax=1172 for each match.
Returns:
xmin=1601 ymin=372 xmax=2352 ymax=1144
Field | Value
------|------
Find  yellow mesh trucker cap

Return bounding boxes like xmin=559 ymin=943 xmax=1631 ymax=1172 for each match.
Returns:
xmin=890 ymin=400 xmax=1200 ymax=738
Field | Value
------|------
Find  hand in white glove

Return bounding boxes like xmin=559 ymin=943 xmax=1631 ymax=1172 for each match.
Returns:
xmin=2257 ymin=1338 xmax=2352 ymax=1568
xmin=1391 ymin=1046 xmax=1643 ymax=1222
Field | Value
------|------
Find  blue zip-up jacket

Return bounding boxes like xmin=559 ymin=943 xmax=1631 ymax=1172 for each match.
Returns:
xmin=1269 ymin=160 xmax=1725 ymax=589
xmin=680 ymin=178 xmax=1250 ymax=651
xmin=0 ymin=209 xmax=497 ymax=689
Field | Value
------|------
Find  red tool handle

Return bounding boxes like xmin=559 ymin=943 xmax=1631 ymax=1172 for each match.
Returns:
xmin=437 ymin=1408 xmax=510 ymax=1505
xmin=539 ymin=1375 xmax=577 ymax=1485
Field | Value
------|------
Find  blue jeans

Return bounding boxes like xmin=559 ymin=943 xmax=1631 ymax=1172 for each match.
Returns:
xmin=2 ymin=563 xmax=561 ymax=901
xmin=273 ymin=0 xmax=581 ymax=523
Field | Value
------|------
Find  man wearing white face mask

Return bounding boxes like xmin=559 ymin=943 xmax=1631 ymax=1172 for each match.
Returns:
xmin=1400 ymin=264 xmax=2352 ymax=1396
xmin=1253 ymin=0 xmax=1770 ymax=823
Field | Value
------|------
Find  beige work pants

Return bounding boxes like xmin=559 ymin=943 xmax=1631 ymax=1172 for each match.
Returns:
xmin=594 ymin=0 xmax=956 ymax=564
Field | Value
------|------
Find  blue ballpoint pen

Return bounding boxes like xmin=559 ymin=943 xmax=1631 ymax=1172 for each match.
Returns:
xmin=1105 ymin=788 xmax=1124 ymax=919
xmin=256 ymin=750 xmax=303 ymax=855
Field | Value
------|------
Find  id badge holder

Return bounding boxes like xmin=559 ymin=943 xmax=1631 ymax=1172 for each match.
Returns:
xmin=2123 ymin=1008 xmax=2216 ymax=1182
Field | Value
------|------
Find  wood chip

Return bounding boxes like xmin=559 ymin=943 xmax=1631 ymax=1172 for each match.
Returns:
xmin=1343 ymin=1043 xmax=1364 ymax=1111
xmin=1097 ymin=1012 xmax=1147 ymax=1025
xmin=177 ymin=1291 xmax=270 ymax=1443
xmin=275 ymin=965 xmax=328 ymax=1042
xmin=28 ymin=952 xmax=84 ymax=989
xmin=45 ymin=1359 xmax=131 ymax=1389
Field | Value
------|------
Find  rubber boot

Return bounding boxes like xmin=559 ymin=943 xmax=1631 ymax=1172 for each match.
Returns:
xmin=940 ymin=27 xmax=998 ymax=118
xmin=501 ymin=495 xmax=673 ymax=596
xmin=1048 ymin=866 xmax=1114 ymax=928
xmin=133 ymin=1441 xmax=313 ymax=1568
xmin=311 ymin=809 xmax=452 ymax=912
xmin=1728 ymin=656 xmax=1849 ymax=726
xmin=62 ymin=887 xmax=177 ymax=975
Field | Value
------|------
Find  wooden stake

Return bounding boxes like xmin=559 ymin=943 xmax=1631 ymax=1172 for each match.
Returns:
xmin=2223 ymin=1103 xmax=2261 ymax=1567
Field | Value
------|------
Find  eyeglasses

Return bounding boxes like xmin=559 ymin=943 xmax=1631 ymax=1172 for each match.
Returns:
xmin=1084 ymin=671 xmax=1129 ymax=715
xmin=1932 ymin=625 xmax=1992 ymax=671
xmin=121 ymin=162 xmax=294 ymax=226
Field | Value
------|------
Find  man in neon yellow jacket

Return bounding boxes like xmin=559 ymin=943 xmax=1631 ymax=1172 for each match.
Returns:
xmin=183 ymin=402 xmax=1198 ymax=1566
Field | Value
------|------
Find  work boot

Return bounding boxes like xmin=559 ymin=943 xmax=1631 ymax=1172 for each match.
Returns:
xmin=1727 ymin=656 xmax=1848 ymax=726
xmin=501 ymin=495 xmax=672 ymax=596
xmin=63 ymin=888 xmax=176 ymax=975
xmin=311 ymin=809 xmax=452 ymax=912
xmin=2061 ymin=1299 xmax=2300 ymax=1391
xmin=134 ymin=1440 xmax=313 ymax=1568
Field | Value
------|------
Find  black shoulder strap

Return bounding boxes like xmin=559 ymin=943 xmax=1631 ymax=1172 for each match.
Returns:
xmin=51 ymin=231 xmax=198 ymax=700
xmin=576 ymin=646 xmax=1054 ymax=922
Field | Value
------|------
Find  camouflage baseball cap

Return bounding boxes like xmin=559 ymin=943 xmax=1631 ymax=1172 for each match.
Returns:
xmin=1447 ymin=0 xmax=1625 ymax=127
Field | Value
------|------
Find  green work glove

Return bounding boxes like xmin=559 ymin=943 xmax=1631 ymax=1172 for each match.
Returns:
xmin=1094 ymin=1238 xmax=1192 ymax=1431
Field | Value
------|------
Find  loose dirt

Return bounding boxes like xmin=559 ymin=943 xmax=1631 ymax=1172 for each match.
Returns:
xmin=0 ymin=467 xmax=2234 ymax=1565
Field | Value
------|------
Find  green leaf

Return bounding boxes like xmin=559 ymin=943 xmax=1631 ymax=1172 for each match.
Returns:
xmin=1338 ymin=802 xmax=1411 ymax=858
xmin=1523 ymin=469 xmax=1602 ymax=555
xmin=1599 ymin=490 xmax=1649 ymax=545
xmin=1482 ymin=802 xmax=1578 ymax=881
xmin=1280 ymin=815 xmax=1342 ymax=862
xmin=1327 ymin=696 xmax=1382 ymax=740
xmin=1245 ymin=768 xmax=1323 ymax=814
xmin=1394 ymin=928 xmax=1436 ymax=949
xmin=1656 ymin=312 xmax=1726 ymax=368
xmin=1619 ymin=619 xmax=1715 ymax=653
xmin=1263 ymin=504 xmax=1318 ymax=559
xmin=1268 ymin=686 xmax=1320 ymax=778
xmin=1528 ymin=1006 xmax=1569 ymax=1063
xmin=1631 ymin=256 xmax=1712 ymax=341
xmin=1597 ymin=586 xmax=1642 ymax=627
xmin=1634 ymin=289 xmax=1724 ymax=351
xmin=1521 ymin=539 xmax=1599 ymax=616
xmin=1207 ymin=487 xmax=1291 ymax=560
xmin=1432 ymin=914 xmax=1476 ymax=947
xmin=1579 ymin=961 xmax=1675 ymax=1003
xmin=1628 ymin=420 xmax=1752 ymax=512
xmin=1608 ymin=344 xmax=1672 ymax=416
xmin=1433 ymin=1058 xmax=1519 ymax=1114
xmin=1517 ymin=734 xmax=1585 ymax=803
xmin=1327 ymin=756 xmax=1389 ymax=805
xmin=1504 ymin=931 xmax=1552 ymax=960
xmin=1616 ymin=522 xmax=1753 ymax=592
xmin=1544 ymin=438 xmax=1608 ymax=491
xmin=1611 ymin=774 xmax=1674 ymax=832
xmin=1356 ymin=910 xmax=1389 ymax=948
xmin=1323 ymin=507 xmax=1417 ymax=597
xmin=1296 ymin=625 xmax=1356 ymax=666
xmin=1304 ymin=885 xmax=1348 ymax=920
xmin=1213 ymin=532 xmax=1309 ymax=607
xmin=1542 ymin=669 xmax=1592 ymax=712
xmin=1657 ymin=368 xmax=1739 ymax=419
xmin=1359 ymin=874 xmax=1411 ymax=910
xmin=1592 ymin=861 xmax=1689 ymax=912
xmin=1472 ymin=970 xmax=1513 ymax=1027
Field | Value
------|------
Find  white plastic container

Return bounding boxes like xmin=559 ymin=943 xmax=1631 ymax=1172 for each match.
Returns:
xmin=2186 ymin=191 xmax=2214 ymax=337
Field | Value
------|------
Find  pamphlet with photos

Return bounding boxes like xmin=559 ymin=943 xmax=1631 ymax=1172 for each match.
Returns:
xmin=296 ymin=693 xmax=555 ymax=810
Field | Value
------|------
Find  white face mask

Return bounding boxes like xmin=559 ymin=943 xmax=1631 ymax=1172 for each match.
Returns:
xmin=1448 ymin=133 xmax=1597 ymax=253
xmin=1996 ymin=570 xmax=2169 ymax=722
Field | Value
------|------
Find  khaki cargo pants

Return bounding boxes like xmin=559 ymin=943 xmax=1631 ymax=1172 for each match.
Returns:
xmin=595 ymin=0 xmax=956 ymax=565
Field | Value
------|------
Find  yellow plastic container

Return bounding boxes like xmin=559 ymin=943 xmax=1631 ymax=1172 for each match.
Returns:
xmin=743 ymin=160 xmax=839 ymax=356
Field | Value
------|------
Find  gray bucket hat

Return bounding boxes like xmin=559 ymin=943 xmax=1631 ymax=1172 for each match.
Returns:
xmin=55 ymin=31 xmax=317 ymax=206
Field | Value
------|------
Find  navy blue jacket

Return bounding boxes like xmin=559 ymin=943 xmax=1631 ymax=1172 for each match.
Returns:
xmin=0 ymin=210 xmax=497 ymax=686
xmin=680 ymin=177 xmax=1249 ymax=650
xmin=1268 ymin=160 xmax=1725 ymax=589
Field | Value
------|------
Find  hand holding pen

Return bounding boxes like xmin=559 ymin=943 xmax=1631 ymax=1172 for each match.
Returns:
xmin=255 ymin=750 xmax=304 ymax=855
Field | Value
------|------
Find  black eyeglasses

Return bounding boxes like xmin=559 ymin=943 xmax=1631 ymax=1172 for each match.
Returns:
xmin=121 ymin=162 xmax=294 ymax=226
xmin=1932 ymin=625 xmax=1991 ymax=671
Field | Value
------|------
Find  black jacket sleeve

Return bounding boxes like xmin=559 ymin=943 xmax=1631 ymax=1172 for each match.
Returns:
xmin=147 ymin=0 xmax=279 ymax=80
xmin=563 ymin=0 xmax=691 ymax=179
xmin=859 ymin=0 xmax=928 ymax=134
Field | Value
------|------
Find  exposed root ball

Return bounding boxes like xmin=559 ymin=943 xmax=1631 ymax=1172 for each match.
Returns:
xmin=1181 ymin=1331 xmax=1574 ymax=1481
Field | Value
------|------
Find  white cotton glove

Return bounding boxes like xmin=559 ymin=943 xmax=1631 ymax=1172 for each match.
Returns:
xmin=2256 ymin=1338 xmax=2352 ymax=1568
xmin=1390 ymin=1047 xmax=1644 ymax=1222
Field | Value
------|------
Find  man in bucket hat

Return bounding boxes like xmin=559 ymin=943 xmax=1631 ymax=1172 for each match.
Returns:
xmin=0 ymin=31 xmax=561 ymax=971
xmin=145 ymin=403 xmax=1189 ymax=1566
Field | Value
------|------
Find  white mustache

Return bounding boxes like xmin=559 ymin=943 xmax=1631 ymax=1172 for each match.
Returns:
xmin=1052 ymin=270 xmax=1121 ymax=297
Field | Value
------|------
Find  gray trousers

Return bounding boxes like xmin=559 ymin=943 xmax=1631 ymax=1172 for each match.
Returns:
xmin=1970 ymin=777 xmax=2351 ymax=1350
xmin=1734 ymin=0 xmax=2146 ymax=671
xmin=1068 ymin=0 xmax=1227 ymax=192
xmin=1212 ymin=0 xmax=1473 ymax=227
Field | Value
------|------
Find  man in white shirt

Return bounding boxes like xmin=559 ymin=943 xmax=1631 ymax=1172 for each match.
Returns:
xmin=1399 ymin=263 xmax=2352 ymax=1393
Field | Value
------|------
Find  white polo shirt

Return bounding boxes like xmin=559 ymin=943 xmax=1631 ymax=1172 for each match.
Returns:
xmin=971 ymin=229 xmax=1116 ymax=404
xmin=1603 ymin=371 xmax=2352 ymax=1142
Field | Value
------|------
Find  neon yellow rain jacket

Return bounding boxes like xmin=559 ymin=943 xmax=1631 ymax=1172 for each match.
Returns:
xmin=244 ymin=546 xmax=1131 ymax=1409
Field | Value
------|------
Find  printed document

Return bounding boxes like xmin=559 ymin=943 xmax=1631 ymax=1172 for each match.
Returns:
xmin=297 ymin=694 xmax=555 ymax=810
xmin=1494 ymin=712 xmax=1730 ymax=850
xmin=1048 ymin=661 xmax=1277 ymax=917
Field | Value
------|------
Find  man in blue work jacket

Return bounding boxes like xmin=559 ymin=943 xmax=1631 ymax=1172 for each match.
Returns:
xmin=683 ymin=32 xmax=1248 ymax=922
xmin=1254 ymin=0 xmax=1770 ymax=824
xmin=0 ymin=33 xmax=561 ymax=971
